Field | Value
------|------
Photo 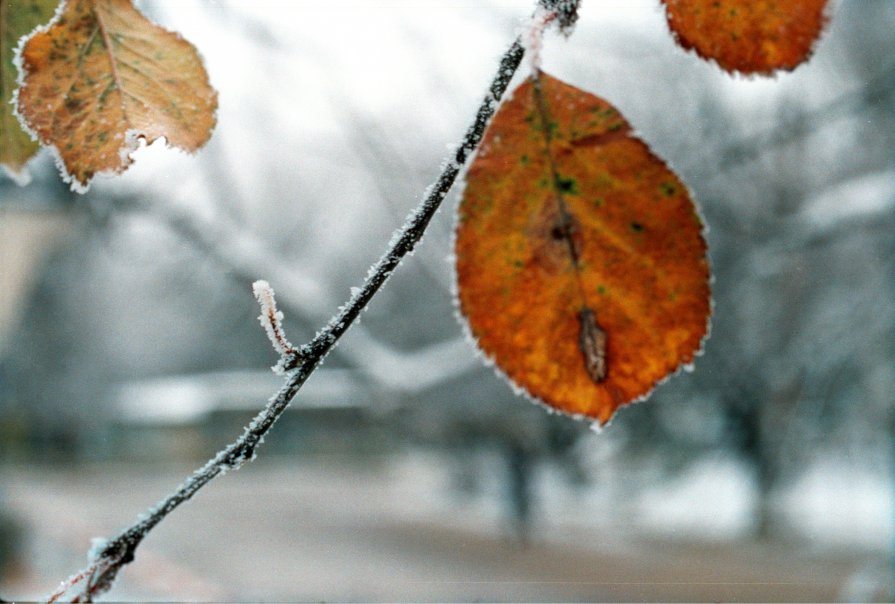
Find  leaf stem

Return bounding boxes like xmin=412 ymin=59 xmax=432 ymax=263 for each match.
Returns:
xmin=92 ymin=6 xmax=128 ymax=124
xmin=53 ymin=35 xmax=527 ymax=602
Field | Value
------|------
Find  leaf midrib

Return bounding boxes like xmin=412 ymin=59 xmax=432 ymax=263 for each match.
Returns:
xmin=92 ymin=2 xmax=129 ymax=125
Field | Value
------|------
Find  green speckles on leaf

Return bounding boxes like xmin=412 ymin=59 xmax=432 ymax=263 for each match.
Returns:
xmin=589 ymin=106 xmax=617 ymax=118
xmin=520 ymin=154 xmax=529 ymax=165
xmin=556 ymin=175 xmax=578 ymax=195
xmin=583 ymin=106 xmax=623 ymax=132
xmin=596 ymin=284 xmax=607 ymax=296
xmin=630 ymin=222 xmax=645 ymax=233
xmin=659 ymin=181 xmax=678 ymax=197
xmin=64 ymin=96 xmax=82 ymax=111
xmin=98 ymin=80 xmax=117 ymax=105
xmin=591 ymin=197 xmax=604 ymax=208
xmin=535 ymin=116 xmax=559 ymax=139
xmin=547 ymin=120 xmax=559 ymax=137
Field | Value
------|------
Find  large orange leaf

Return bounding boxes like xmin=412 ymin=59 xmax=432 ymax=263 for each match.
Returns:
xmin=662 ymin=0 xmax=829 ymax=75
xmin=15 ymin=0 xmax=217 ymax=191
xmin=1 ymin=0 xmax=58 ymax=179
xmin=455 ymin=73 xmax=711 ymax=424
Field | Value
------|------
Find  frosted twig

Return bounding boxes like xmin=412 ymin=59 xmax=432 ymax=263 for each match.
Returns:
xmin=253 ymin=279 xmax=300 ymax=373
xmin=46 ymin=553 xmax=118 ymax=603
xmin=540 ymin=0 xmax=580 ymax=34
xmin=524 ymin=6 xmax=557 ymax=73
xmin=51 ymin=22 xmax=529 ymax=603
xmin=522 ymin=0 xmax=579 ymax=73
xmin=47 ymin=566 xmax=93 ymax=604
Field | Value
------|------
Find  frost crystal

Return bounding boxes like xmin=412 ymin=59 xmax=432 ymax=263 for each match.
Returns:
xmin=88 ymin=537 xmax=109 ymax=561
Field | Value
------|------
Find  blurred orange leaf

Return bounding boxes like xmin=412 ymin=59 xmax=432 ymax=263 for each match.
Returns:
xmin=662 ymin=0 xmax=829 ymax=75
xmin=16 ymin=0 xmax=217 ymax=191
xmin=455 ymin=73 xmax=711 ymax=424
xmin=1 ymin=0 xmax=58 ymax=179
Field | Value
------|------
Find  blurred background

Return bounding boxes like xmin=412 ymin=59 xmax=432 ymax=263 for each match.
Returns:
xmin=0 ymin=0 xmax=892 ymax=601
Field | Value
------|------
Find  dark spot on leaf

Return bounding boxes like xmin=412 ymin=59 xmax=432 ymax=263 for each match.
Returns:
xmin=556 ymin=176 xmax=578 ymax=195
xmin=659 ymin=182 xmax=678 ymax=197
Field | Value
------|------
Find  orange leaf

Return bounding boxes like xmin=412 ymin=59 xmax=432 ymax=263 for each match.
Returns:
xmin=662 ymin=0 xmax=829 ymax=75
xmin=15 ymin=0 xmax=217 ymax=191
xmin=1 ymin=0 xmax=59 ymax=179
xmin=455 ymin=73 xmax=711 ymax=424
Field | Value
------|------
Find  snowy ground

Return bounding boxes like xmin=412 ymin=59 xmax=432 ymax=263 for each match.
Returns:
xmin=1 ymin=452 xmax=891 ymax=602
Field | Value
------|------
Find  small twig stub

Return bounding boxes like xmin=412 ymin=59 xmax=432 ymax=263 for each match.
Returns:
xmin=253 ymin=280 xmax=299 ymax=372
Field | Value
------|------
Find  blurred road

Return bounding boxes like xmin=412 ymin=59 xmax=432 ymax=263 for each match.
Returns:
xmin=1 ymin=455 xmax=890 ymax=602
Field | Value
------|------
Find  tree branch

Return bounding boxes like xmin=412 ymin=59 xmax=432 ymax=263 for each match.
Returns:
xmin=51 ymin=36 xmax=527 ymax=602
